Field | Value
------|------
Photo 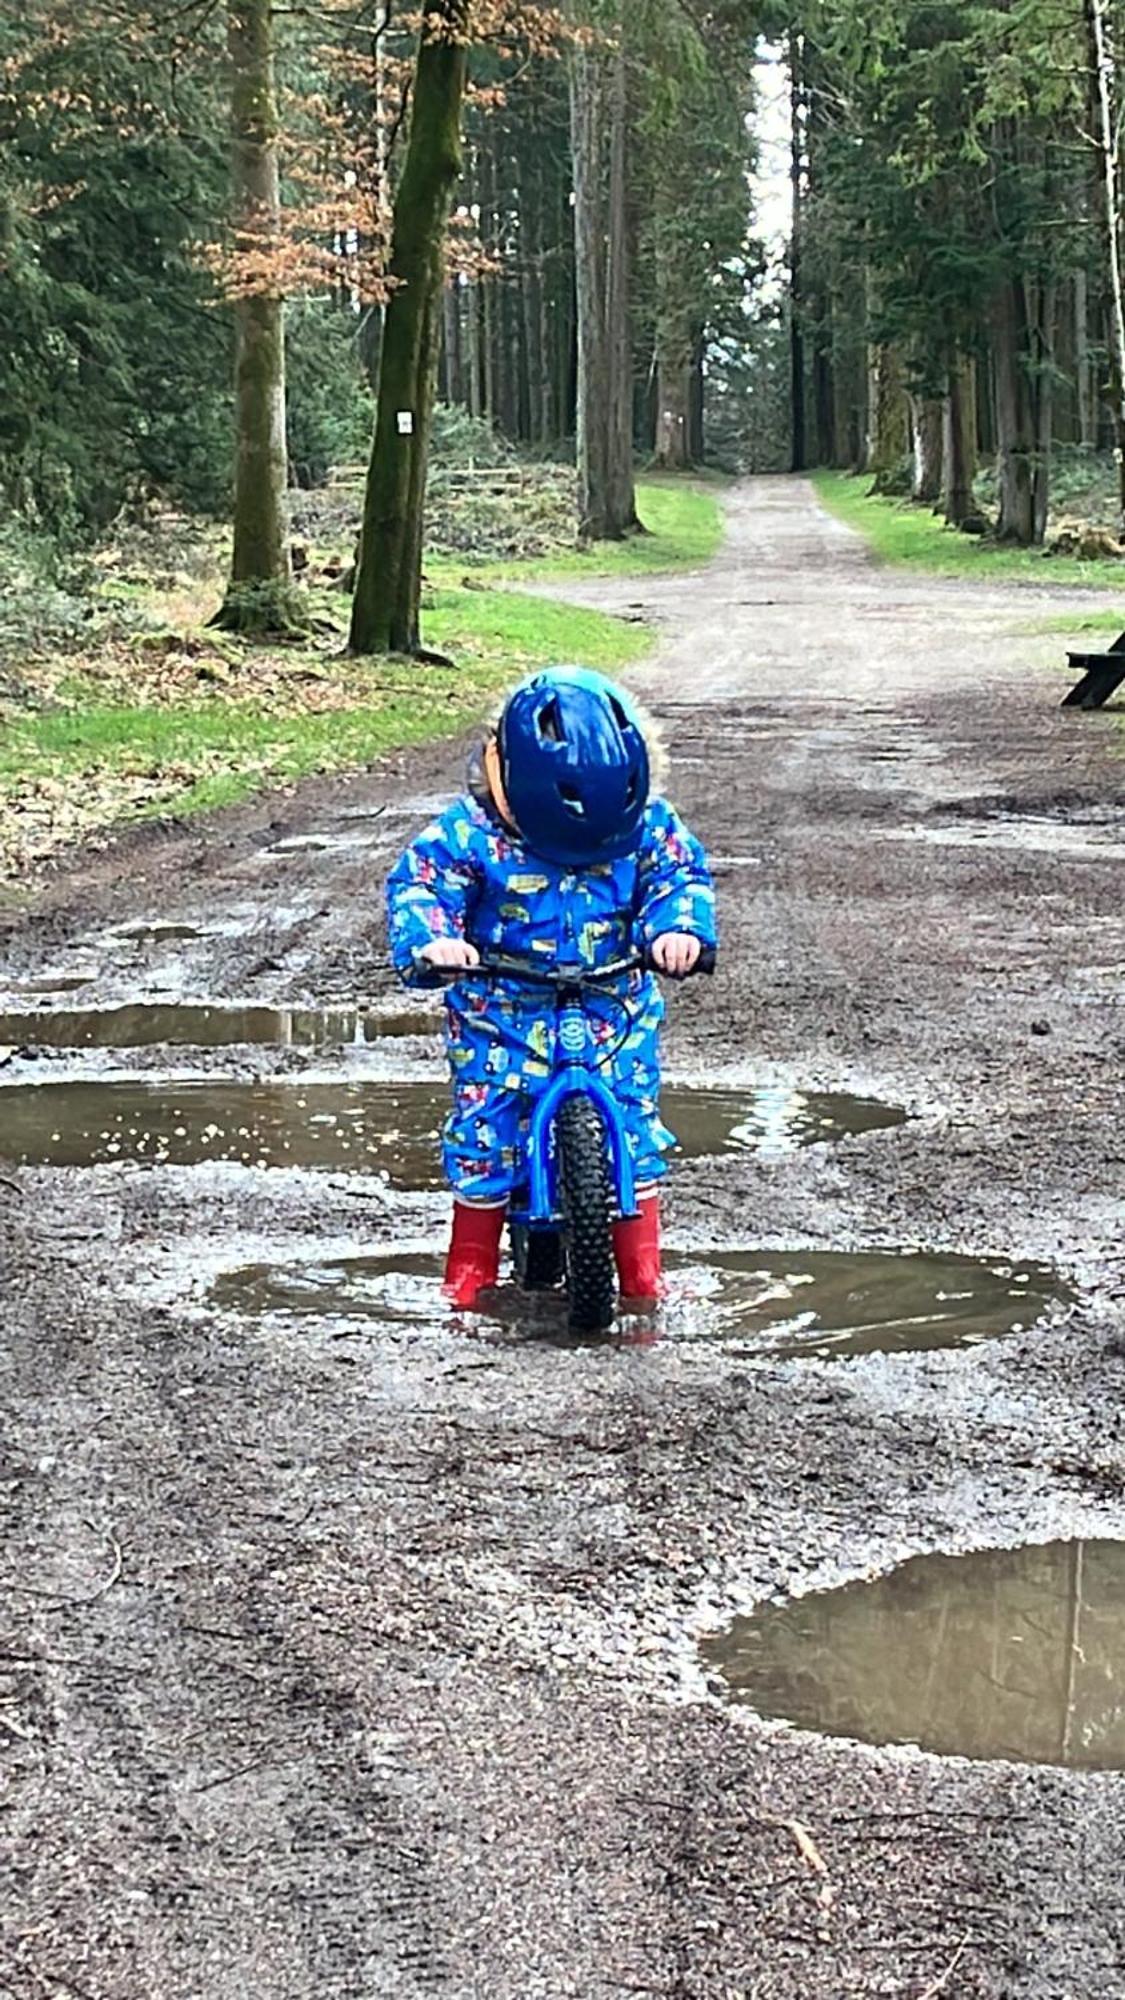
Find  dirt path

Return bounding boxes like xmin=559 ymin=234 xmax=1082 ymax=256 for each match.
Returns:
xmin=4 ymin=477 xmax=1125 ymax=1999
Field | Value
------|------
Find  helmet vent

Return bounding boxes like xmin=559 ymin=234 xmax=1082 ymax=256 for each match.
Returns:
xmin=557 ymin=782 xmax=586 ymax=816
xmin=537 ymin=699 xmax=565 ymax=744
xmin=608 ymin=696 xmax=628 ymax=729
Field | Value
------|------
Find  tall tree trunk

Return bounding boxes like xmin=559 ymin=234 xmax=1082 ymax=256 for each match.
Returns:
xmin=536 ymin=249 xmax=554 ymax=443
xmin=942 ymin=355 xmax=977 ymax=528
xmin=482 ymin=144 xmax=498 ymax=424
xmin=813 ymin=327 xmax=834 ymax=467
xmin=909 ymin=394 xmax=944 ymax=503
xmin=217 ymin=0 xmax=296 ymax=633
xmin=789 ymin=30 xmax=806 ymax=473
xmin=569 ymin=9 xmax=637 ymax=539
xmin=651 ymin=156 xmax=694 ymax=469
xmin=689 ymin=333 xmax=705 ymax=464
xmin=443 ymin=283 xmax=462 ymax=405
xmin=1074 ymin=268 xmax=1094 ymax=446
xmin=867 ymin=343 xmax=908 ymax=491
xmin=1032 ymin=280 xmax=1056 ymax=544
xmin=992 ymin=278 xmax=1039 ymax=544
xmin=1086 ymin=0 xmax=1125 ymax=521
xmin=467 ymin=277 xmax=483 ymax=418
xmin=522 ymin=157 xmax=543 ymax=443
xmin=349 ymin=3 xmax=469 ymax=657
xmin=654 ymin=357 xmax=692 ymax=468
xmin=605 ymin=29 xmax=638 ymax=529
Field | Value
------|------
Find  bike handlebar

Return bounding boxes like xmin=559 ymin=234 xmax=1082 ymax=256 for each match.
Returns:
xmin=420 ymin=943 xmax=716 ymax=987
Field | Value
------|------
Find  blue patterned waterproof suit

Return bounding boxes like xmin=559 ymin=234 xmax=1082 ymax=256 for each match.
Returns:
xmin=386 ymin=792 xmax=717 ymax=1203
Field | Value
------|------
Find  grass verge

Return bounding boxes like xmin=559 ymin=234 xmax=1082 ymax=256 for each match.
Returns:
xmin=813 ymin=469 xmax=1125 ymax=594
xmin=1 ymin=475 xmax=709 ymax=885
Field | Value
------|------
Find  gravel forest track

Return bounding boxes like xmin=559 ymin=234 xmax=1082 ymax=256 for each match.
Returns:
xmin=4 ymin=477 xmax=1125 ymax=1998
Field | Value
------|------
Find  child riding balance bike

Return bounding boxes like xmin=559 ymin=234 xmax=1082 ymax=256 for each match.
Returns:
xmin=386 ymin=666 xmax=717 ymax=1331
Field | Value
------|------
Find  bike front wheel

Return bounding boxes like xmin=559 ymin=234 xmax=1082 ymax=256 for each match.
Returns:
xmin=558 ymin=1094 xmax=617 ymax=1335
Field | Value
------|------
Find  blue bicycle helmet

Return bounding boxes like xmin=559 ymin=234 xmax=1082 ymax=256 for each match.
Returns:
xmin=496 ymin=667 xmax=650 ymax=867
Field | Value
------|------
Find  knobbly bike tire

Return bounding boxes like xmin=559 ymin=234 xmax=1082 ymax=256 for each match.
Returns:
xmin=558 ymin=1094 xmax=616 ymax=1335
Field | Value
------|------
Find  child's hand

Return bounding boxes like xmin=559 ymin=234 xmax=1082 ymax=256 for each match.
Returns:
xmin=651 ymin=933 xmax=702 ymax=977
xmin=418 ymin=938 xmax=481 ymax=970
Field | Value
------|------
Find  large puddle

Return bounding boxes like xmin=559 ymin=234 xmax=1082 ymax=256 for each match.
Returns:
xmin=702 ymin=1540 xmax=1125 ymax=1770
xmin=211 ymin=1246 xmax=1060 ymax=1359
xmin=0 ymin=1081 xmax=903 ymax=1177
xmin=0 ymin=1001 xmax=436 ymax=1050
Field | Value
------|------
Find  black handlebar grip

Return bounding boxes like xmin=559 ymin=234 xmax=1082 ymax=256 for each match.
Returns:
xmin=645 ymin=942 xmax=717 ymax=980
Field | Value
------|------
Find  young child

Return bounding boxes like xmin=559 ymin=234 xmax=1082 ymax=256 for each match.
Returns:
xmin=386 ymin=666 xmax=716 ymax=1309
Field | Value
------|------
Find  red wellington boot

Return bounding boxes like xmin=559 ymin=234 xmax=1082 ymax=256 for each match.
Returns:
xmin=613 ymin=1192 xmax=663 ymax=1306
xmin=443 ymin=1200 xmax=506 ymax=1309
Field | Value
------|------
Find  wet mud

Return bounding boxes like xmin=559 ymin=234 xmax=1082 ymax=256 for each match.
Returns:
xmin=0 ymin=1076 xmax=904 ymax=1177
xmin=213 ymin=1244 xmax=1062 ymax=1361
xmin=6 ymin=480 xmax=1125 ymax=1999
xmin=702 ymin=1539 xmax=1125 ymax=1770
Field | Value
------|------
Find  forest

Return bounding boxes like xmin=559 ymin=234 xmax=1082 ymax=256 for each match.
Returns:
xmin=5 ymin=2 xmax=1125 ymax=632
xmin=5 ymin=0 xmax=1125 ymax=862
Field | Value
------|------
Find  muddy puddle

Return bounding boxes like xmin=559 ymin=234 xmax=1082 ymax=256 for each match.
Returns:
xmin=115 ymin=922 xmax=207 ymax=943
xmin=0 ymin=1081 xmax=903 ymax=1177
xmin=0 ymin=1080 xmax=446 ymax=1180
xmin=259 ymin=831 xmax=380 ymax=859
xmin=211 ymin=1245 xmax=1059 ymax=1360
xmin=702 ymin=1539 xmax=1125 ymax=1770
xmin=0 ymin=1000 xmax=436 ymax=1051
xmin=893 ymin=819 xmax=1125 ymax=862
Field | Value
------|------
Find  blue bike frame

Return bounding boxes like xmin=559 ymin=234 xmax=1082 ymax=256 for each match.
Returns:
xmin=430 ymin=950 xmax=644 ymax=1231
xmin=521 ymin=988 xmax=638 ymax=1227
xmin=429 ymin=944 xmax=713 ymax=1232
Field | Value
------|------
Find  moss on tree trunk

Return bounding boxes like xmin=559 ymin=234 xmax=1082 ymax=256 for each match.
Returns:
xmin=867 ymin=343 xmax=909 ymax=494
xmin=215 ymin=0 xmax=302 ymax=637
xmin=349 ymin=3 xmax=469 ymax=657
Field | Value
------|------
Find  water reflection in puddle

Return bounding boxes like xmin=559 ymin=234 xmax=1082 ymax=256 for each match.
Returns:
xmin=659 ymin=1248 xmax=1056 ymax=1357
xmin=260 ymin=832 xmax=379 ymax=859
xmin=672 ymin=1086 xmax=903 ymax=1158
xmin=0 ymin=1081 xmax=903 ymax=1176
xmin=702 ymin=1540 xmax=1125 ymax=1770
xmin=211 ymin=1246 xmax=1060 ymax=1359
xmin=0 ymin=1001 xmax=437 ymax=1051
xmin=0 ymin=1081 xmax=446 ymax=1180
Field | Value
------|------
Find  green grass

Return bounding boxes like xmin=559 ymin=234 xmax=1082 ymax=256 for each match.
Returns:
xmin=813 ymin=469 xmax=1125 ymax=593
xmin=0 ymin=546 xmax=680 ymax=877
xmin=1013 ymin=607 xmax=1125 ymax=637
xmin=424 ymin=579 xmax=652 ymax=669
xmin=470 ymin=476 xmax=724 ymax=583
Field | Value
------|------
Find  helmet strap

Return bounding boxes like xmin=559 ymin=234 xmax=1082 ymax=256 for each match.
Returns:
xmin=484 ymin=734 xmax=518 ymax=832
